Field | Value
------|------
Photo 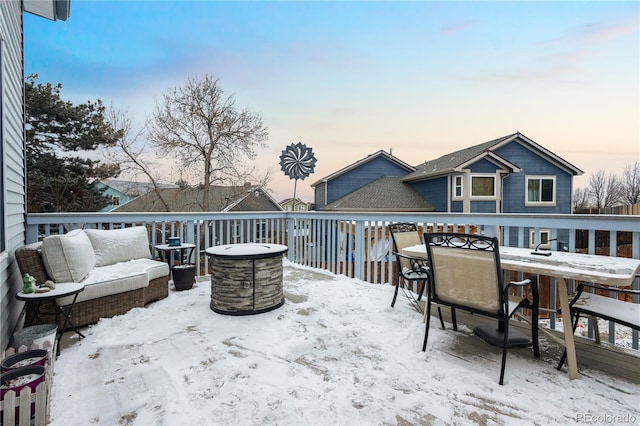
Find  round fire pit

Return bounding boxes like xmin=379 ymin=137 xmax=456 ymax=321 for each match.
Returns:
xmin=205 ymin=243 xmax=288 ymax=315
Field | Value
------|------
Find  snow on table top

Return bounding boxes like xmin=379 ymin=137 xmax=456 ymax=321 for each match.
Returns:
xmin=205 ymin=243 xmax=288 ymax=257
xmin=499 ymin=247 xmax=640 ymax=285
xmin=404 ymin=244 xmax=640 ymax=286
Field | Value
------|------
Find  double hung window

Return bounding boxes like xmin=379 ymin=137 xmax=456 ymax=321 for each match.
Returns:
xmin=526 ymin=176 xmax=555 ymax=206
xmin=452 ymin=175 xmax=463 ymax=198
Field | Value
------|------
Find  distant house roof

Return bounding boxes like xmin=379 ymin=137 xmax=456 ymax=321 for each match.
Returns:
xmin=280 ymin=198 xmax=308 ymax=209
xmin=113 ymin=185 xmax=284 ymax=212
xmin=310 ymin=150 xmax=415 ymax=188
xmin=280 ymin=197 xmax=306 ymax=205
xmin=320 ymin=177 xmax=434 ymax=212
xmin=100 ymin=179 xmax=178 ymax=197
xmin=403 ymin=132 xmax=583 ymax=182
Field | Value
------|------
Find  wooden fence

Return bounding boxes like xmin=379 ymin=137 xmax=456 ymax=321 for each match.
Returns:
xmin=0 ymin=342 xmax=55 ymax=426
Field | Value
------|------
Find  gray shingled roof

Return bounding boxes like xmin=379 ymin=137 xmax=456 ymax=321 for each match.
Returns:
xmin=403 ymin=134 xmax=516 ymax=181
xmin=102 ymin=179 xmax=178 ymax=197
xmin=320 ymin=177 xmax=434 ymax=211
xmin=404 ymin=132 xmax=582 ymax=181
xmin=113 ymin=185 xmax=282 ymax=212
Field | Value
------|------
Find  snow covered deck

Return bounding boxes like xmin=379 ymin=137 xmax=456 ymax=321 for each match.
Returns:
xmin=52 ymin=262 xmax=639 ymax=424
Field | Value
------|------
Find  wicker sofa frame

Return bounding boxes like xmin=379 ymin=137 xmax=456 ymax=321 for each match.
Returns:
xmin=14 ymin=242 xmax=169 ymax=329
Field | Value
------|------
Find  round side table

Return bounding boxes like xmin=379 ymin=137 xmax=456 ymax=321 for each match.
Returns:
xmin=16 ymin=282 xmax=85 ymax=355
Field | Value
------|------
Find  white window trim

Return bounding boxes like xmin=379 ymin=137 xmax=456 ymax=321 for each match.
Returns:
xmin=525 ymin=175 xmax=556 ymax=207
xmin=452 ymin=175 xmax=463 ymax=199
xmin=470 ymin=174 xmax=496 ymax=199
xmin=254 ymin=220 xmax=267 ymax=242
xmin=529 ymin=229 xmax=552 ymax=249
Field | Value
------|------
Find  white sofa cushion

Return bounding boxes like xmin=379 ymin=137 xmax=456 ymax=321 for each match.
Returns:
xmin=41 ymin=229 xmax=96 ymax=283
xmin=55 ymin=259 xmax=169 ymax=306
xmin=127 ymin=258 xmax=171 ymax=281
xmin=84 ymin=226 xmax=152 ymax=267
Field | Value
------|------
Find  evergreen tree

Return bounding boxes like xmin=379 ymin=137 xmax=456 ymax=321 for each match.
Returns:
xmin=25 ymin=74 xmax=121 ymax=212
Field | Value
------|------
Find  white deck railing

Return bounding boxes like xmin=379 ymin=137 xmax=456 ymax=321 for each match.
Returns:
xmin=26 ymin=211 xmax=640 ymax=349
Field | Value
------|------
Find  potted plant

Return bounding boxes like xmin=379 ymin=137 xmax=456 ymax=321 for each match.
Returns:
xmin=172 ymin=264 xmax=196 ymax=291
xmin=1 ymin=365 xmax=46 ymax=418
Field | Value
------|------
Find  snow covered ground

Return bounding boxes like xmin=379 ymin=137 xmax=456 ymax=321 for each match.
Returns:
xmin=49 ymin=261 xmax=640 ymax=425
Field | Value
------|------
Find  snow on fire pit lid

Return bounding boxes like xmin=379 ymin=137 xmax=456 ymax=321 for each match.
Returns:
xmin=205 ymin=243 xmax=288 ymax=259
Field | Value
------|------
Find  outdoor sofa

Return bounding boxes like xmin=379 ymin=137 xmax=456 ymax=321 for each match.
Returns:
xmin=15 ymin=226 xmax=169 ymax=329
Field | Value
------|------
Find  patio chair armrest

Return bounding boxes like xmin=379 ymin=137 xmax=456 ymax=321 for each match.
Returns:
xmin=505 ymin=278 xmax=532 ymax=290
xmin=505 ymin=277 xmax=539 ymax=307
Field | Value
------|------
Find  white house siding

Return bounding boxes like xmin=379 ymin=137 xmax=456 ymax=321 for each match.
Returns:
xmin=0 ymin=0 xmax=26 ymax=351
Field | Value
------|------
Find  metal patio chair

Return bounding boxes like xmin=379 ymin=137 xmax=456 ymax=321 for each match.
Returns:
xmin=422 ymin=232 xmax=540 ymax=385
xmin=388 ymin=223 xmax=429 ymax=313
xmin=557 ymin=281 xmax=640 ymax=370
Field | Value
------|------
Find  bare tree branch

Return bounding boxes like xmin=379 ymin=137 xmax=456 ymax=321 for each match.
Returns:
xmin=572 ymin=187 xmax=590 ymax=211
xmin=588 ymin=169 xmax=622 ymax=208
xmin=622 ymin=162 xmax=640 ymax=205
xmin=106 ymin=106 xmax=172 ymax=211
xmin=147 ymin=75 xmax=269 ymax=210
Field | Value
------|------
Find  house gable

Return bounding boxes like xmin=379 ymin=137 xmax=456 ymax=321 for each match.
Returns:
xmin=280 ymin=198 xmax=308 ymax=211
xmin=312 ymin=150 xmax=415 ymax=208
xmin=495 ymin=141 xmax=574 ymax=213
xmin=404 ymin=132 xmax=581 ymax=214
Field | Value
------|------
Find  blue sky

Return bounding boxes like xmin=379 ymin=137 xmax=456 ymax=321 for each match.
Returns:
xmin=24 ymin=1 xmax=639 ymax=201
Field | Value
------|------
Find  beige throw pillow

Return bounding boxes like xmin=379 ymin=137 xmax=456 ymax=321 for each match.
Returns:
xmin=84 ymin=226 xmax=152 ymax=267
xmin=41 ymin=229 xmax=96 ymax=283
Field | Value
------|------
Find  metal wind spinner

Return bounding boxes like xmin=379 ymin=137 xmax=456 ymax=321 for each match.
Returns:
xmin=279 ymin=142 xmax=317 ymax=201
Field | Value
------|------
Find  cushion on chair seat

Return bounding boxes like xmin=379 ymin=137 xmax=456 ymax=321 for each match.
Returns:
xmin=573 ymin=292 xmax=640 ymax=329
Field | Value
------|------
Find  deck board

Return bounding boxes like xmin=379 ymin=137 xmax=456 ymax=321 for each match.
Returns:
xmin=421 ymin=304 xmax=640 ymax=383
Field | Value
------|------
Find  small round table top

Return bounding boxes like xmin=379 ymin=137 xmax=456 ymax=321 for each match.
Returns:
xmin=16 ymin=282 xmax=85 ymax=301
xmin=155 ymin=243 xmax=197 ymax=251
xmin=205 ymin=243 xmax=288 ymax=259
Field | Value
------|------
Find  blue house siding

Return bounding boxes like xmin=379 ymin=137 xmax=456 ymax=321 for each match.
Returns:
xmin=469 ymin=158 xmax=499 ymax=173
xmin=314 ymin=182 xmax=326 ymax=208
xmin=470 ymin=201 xmax=496 ymax=213
xmin=450 ymin=200 xmax=463 ymax=213
xmin=95 ymin=182 xmax=130 ymax=212
xmin=313 ymin=133 xmax=579 ymax=214
xmin=325 ymin=157 xmax=410 ymax=205
xmin=410 ymin=177 xmax=448 ymax=212
xmin=496 ymin=142 xmax=573 ymax=214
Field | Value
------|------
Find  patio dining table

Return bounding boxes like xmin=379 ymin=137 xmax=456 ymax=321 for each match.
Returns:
xmin=402 ymin=243 xmax=640 ymax=380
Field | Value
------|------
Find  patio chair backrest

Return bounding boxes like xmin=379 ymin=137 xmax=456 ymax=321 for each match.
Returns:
xmin=389 ymin=223 xmax=422 ymax=271
xmin=426 ymin=233 xmax=504 ymax=315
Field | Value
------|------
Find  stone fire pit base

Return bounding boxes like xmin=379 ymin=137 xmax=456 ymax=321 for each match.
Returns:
xmin=205 ymin=244 xmax=288 ymax=316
